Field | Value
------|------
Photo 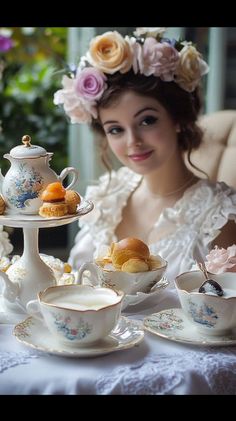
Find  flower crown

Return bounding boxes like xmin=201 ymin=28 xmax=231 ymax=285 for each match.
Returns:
xmin=53 ymin=27 xmax=209 ymax=125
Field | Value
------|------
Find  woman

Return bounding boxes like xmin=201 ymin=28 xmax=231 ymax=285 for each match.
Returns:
xmin=54 ymin=28 xmax=236 ymax=282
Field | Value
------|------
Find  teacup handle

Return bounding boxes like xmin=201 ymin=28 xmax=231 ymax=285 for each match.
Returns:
xmin=26 ymin=299 xmax=44 ymax=322
xmin=75 ymin=262 xmax=100 ymax=286
xmin=58 ymin=167 xmax=79 ymax=190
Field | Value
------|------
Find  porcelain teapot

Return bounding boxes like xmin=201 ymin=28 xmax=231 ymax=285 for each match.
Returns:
xmin=0 ymin=135 xmax=79 ymax=214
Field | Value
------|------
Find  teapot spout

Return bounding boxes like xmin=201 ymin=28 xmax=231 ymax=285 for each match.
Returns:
xmin=0 ymin=270 xmax=19 ymax=303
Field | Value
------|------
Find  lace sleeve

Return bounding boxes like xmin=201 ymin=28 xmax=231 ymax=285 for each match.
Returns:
xmin=200 ymin=182 xmax=236 ymax=247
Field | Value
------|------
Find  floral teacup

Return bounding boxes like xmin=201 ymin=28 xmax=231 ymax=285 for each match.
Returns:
xmin=26 ymin=284 xmax=124 ymax=346
xmin=175 ymin=271 xmax=236 ymax=336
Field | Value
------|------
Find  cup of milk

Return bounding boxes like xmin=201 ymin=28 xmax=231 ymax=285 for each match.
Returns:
xmin=26 ymin=284 xmax=124 ymax=346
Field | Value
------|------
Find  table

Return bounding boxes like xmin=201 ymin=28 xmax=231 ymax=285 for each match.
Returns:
xmin=1 ymin=288 xmax=236 ymax=395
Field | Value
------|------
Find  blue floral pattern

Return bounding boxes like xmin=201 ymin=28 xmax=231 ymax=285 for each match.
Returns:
xmin=6 ymin=163 xmax=43 ymax=209
xmin=188 ymin=299 xmax=218 ymax=328
xmin=52 ymin=313 xmax=93 ymax=341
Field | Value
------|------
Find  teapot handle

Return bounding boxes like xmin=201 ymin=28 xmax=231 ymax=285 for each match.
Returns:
xmin=58 ymin=167 xmax=79 ymax=190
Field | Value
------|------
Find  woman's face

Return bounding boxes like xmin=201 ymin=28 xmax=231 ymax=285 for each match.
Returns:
xmin=99 ymin=91 xmax=180 ymax=175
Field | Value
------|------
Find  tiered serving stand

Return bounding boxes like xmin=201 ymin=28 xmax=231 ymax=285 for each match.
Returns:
xmin=0 ymin=199 xmax=94 ymax=323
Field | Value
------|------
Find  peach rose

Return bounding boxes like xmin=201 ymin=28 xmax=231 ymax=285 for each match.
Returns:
xmin=175 ymin=44 xmax=209 ymax=92
xmin=205 ymin=245 xmax=236 ymax=274
xmin=86 ymin=31 xmax=133 ymax=74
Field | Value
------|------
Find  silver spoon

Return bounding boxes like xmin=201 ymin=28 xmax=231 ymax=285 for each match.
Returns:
xmin=196 ymin=261 xmax=224 ymax=296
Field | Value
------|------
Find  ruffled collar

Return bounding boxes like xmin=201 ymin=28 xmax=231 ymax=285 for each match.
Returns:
xmin=80 ymin=168 xmax=233 ymax=256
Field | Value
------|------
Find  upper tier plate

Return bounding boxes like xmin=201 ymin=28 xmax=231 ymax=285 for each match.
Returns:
xmin=0 ymin=199 xmax=94 ymax=228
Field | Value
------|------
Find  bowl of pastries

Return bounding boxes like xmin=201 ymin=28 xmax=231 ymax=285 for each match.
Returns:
xmin=78 ymin=237 xmax=167 ymax=296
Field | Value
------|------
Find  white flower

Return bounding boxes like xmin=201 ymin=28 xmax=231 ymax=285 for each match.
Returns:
xmin=133 ymin=27 xmax=167 ymax=38
xmin=0 ymin=227 xmax=13 ymax=258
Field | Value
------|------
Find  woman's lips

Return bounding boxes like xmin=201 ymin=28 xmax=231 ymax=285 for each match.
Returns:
xmin=128 ymin=150 xmax=153 ymax=161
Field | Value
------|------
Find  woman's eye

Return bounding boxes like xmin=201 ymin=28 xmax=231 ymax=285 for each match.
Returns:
xmin=107 ymin=127 xmax=123 ymax=135
xmin=141 ymin=116 xmax=158 ymax=126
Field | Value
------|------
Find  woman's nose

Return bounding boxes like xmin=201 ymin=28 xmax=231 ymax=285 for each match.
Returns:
xmin=127 ymin=130 xmax=142 ymax=147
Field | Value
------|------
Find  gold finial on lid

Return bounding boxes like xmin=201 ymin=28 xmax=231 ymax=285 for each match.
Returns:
xmin=22 ymin=135 xmax=31 ymax=147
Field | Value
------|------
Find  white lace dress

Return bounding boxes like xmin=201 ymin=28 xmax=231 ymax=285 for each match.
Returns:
xmin=69 ymin=167 xmax=236 ymax=284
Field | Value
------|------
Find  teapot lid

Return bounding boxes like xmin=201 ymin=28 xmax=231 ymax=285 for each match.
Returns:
xmin=10 ymin=135 xmax=48 ymax=158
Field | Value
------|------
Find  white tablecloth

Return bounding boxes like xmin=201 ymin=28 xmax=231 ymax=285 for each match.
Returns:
xmin=1 ymin=289 xmax=236 ymax=395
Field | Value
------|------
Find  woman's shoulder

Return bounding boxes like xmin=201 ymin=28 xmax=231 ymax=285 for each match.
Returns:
xmin=176 ymin=178 xmax=236 ymax=221
xmin=167 ymin=178 xmax=236 ymax=222
xmin=191 ymin=178 xmax=236 ymax=199
xmin=79 ymin=167 xmax=141 ymax=228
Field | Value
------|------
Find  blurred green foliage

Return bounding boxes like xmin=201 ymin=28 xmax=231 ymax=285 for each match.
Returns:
xmin=0 ymin=27 xmax=68 ymax=174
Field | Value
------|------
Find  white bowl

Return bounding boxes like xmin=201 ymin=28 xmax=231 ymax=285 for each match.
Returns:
xmin=77 ymin=256 xmax=167 ymax=295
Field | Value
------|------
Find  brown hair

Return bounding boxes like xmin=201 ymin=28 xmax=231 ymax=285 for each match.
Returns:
xmin=91 ymin=70 xmax=205 ymax=175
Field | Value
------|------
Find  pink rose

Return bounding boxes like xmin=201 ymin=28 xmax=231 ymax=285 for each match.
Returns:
xmin=133 ymin=38 xmax=179 ymax=80
xmin=205 ymin=245 xmax=236 ymax=274
xmin=53 ymin=75 xmax=93 ymax=124
xmin=0 ymin=35 xmax=13 ymax=52
xmin=75 ymin=67 xmax=107 ymax=101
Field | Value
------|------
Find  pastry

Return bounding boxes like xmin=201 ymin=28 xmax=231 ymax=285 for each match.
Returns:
xmin=121 ymin=258 xmax=149 ymax=273
xmin=0 ymin=195 xmax=6 ymax=215
xmin=39 ymin=202 xmax=68 ymax=218
xmin=148 ymin=255 xmax=163 ymax=270
xmin=65 ymin=190 xmax=81 ymax=214
xmin=0 ymin=256 xmax=11 ymax=272
xmin=41 ymin=182 xmax=66 ymax=202
xmin=64 ymin=262 xmax=72 ymax=273
xmin=111 ymin=237 xmax=150 ymax=269
xmin=39 ymin=182 xmax=68 ymax=217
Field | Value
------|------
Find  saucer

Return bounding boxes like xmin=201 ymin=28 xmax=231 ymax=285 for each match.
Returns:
xmin=122 ymin=277 xmax=169 ymax=310
xmin=143 ymin=308 xmax=236 ymax=346
xmin=13 ymin=316 xmax=144 ymax=358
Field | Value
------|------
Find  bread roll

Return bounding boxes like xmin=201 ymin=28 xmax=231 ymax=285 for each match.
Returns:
xmin=121 ymin=258 xmax=149 ymax=273
xmin=111 ymin=237 xmax=150 ymax=269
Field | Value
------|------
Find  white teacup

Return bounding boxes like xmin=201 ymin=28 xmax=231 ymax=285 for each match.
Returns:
xmin=76 ymin=256 xmax=167 ymax=295
xmin=26 ymin=284 xmax=124 ymax=346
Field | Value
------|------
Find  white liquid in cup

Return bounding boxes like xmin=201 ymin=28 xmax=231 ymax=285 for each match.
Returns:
xmin=44 ymin=292 xmax=120 ymax=311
